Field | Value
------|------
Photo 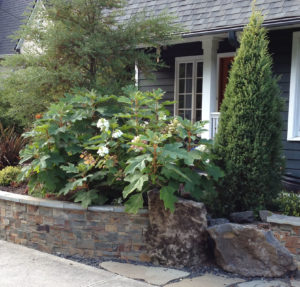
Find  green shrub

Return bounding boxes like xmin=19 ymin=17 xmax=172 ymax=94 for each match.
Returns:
xmin=0 ymin=166 xmax=21 ymax=186
xmin=0 ymin=123 xmax=27 ymax=169
xmin=276 ymin=192 xmax=300 ymax=217
xmin=20 ymin=89 xmax=121 ymax=204
xmin=212 ymin=10 xmax=283 ymax=216
xmin=20 ymin=87 xmax=223 ymax=211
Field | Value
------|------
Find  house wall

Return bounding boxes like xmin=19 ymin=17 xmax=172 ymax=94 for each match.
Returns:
xmin=138 ymin=29 xmax=300 ymax=178
xmin=138 ymin=42 xmax=202 ymax=113
xmin=269 ymin=29 xmax=300 ymax=178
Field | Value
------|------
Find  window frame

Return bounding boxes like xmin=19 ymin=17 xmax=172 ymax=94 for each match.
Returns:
xmin=174 ymin=55 xmax=203 ymax=122
xmin=288 ymin=31 xmax=300 ymax=141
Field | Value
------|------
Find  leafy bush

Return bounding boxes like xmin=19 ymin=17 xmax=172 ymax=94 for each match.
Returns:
xmin=20 ymin=87 xmax=223 ymax=211
xmin=0 ymin=166 xmax=21 ymax=186
xmin=275 ymin=192 xmax=300 ymax=217
xmin=212 ymin=10 xmax=283 ymax=215
xmin=20 ymin=90 xmax=121 ymax=205
xmin=0 ymin=123 xmax=27 ymax=169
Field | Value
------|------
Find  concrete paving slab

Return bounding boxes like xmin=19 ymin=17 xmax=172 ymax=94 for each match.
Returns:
xmin=235 ymin=280 xmax=290 ymax=287
xmin=0 ymin=240 xmax=153 ymax=287
xmin=100 ymin=261 xmax=189 ymax=286
xmin=164 ymin=273 xmax=244 ymax=287
xmin=291 ymin=279 xmax=300 ymax=287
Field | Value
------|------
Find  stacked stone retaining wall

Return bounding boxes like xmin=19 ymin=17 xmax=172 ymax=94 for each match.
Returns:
xmin=258 ymin=214 xmax=300 ymax=263
xmin=0 ymin=191 xmax=150 ymax=262
xmin=0 ymin=190 xmax=299 ymax=267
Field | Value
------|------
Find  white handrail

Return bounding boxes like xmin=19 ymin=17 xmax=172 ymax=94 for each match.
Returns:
xmin=210 ymin=112 xmax=220 ymax=138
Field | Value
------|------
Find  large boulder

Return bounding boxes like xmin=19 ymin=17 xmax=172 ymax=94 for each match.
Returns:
xmin=208 ymin=223 xmax=297 ymax=277
xmin=146 ymin=190 xmax=208 ymax=267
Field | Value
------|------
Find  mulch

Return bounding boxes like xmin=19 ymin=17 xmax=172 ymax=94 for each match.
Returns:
xmin=0 ymin=184 xmax=28 ymax=195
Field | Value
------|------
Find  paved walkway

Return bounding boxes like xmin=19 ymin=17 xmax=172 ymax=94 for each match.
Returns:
xmin=1 ymin=240 xmax=299 ymax=287
xmin=0 ymin=240 xmax=153 ymax=287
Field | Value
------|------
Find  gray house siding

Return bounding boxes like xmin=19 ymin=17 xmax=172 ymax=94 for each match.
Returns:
xmin=138 ymin=42 xmax=202 ymax=113
xmin=138 ymin=28 xmax=300 ymax=177
xmin=269 ymin=29 xmax=300 ymax=177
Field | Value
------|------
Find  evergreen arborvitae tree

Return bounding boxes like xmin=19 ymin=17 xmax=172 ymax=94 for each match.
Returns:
xmin=0 ymin=0 xmax=178 ymax=127
xmin=213 ymin=10 xmax=283 ymax=215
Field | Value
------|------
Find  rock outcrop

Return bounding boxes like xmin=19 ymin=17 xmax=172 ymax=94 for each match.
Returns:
xmin=146 ymin=190 xmax=208 ymax=267
xmin=208 ymin=223 xmax=297 ymax=277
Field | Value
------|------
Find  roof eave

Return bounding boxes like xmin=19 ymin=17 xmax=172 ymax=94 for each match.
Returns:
xmin=182 ymin=17 xmax=300 ymax=38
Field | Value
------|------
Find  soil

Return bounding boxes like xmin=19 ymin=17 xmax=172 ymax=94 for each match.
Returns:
xmin=0 ymin=184 xmax=74 ymax=202
xmin=0 ymin=184 xmax=28 ymax=195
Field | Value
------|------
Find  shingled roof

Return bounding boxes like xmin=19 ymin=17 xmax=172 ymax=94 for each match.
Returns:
xmin=1 ymin=0 xmax=300 ymax=55
xmin=0 ymin=0 xmax=35 ymax=55
xmin=121 ymin=0 xmax=300 ymax=36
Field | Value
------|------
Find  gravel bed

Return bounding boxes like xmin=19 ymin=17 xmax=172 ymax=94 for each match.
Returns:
xmin=53 ymin=252 xmax=288 ymax=282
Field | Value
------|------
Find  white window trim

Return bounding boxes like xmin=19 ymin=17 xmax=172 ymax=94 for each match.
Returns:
xmin=174 ymin=55 xmax=203 ymax=122
xmin=216 ymin=52 xmax=236 ymax=108
xmin=134 ymin=61 xmax=139 ymax=88
xmin=288 ymin=31 xmax=300 ymax=141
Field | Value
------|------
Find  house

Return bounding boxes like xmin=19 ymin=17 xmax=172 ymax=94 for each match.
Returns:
xmin=1 ymin=0 xmax=300 ymax=184
xmin=0 ymin=0 xmax=36 ymax=58
xmin=122 ymin=0 xmax=300 ymax=183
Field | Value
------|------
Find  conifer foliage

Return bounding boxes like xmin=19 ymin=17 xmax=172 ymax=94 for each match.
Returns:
xmin=0 ymin=0 xmax=178 ymax=127
xmin=213 ymin=10 xmax=283 ymax=215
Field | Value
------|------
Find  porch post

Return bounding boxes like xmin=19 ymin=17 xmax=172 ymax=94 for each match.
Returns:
xmin=202 ymin=37 xmax=219 ymax=139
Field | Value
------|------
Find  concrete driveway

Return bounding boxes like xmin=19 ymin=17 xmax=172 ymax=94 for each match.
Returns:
xmin=0 ymin=240 xmax=153 ymax=287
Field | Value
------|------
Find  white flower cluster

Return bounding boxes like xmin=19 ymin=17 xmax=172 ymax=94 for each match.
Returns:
xmin=112 ymin=129 xmax=123 ymax=139
xmin=97 ymin=145 xmax=109 ymax=157
xmin=167 ymin=118 xmax=181 ymax=133
xmin=131 ymin=136 xmax=144 ymax=152
xmin=141 ymin=121 xmax=149 ymax=128
xmin=195 ymin=144 xmax=207 ymax=152
xmin=97 ymin=118 xmax=109 ymax=132
xmin=158 ymin=114 xmax=167 ymax=121
xmin=131 ymin=135 xmax=140 ymax=144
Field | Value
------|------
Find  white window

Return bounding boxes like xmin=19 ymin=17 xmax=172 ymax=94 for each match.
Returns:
xmin=288 ymin=31 xmax=300 ymax=141
xmin=174 ymin=56 xmax=203 ymax=122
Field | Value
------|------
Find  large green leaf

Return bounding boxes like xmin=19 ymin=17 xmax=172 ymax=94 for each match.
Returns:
xmin=124 ymin=154 xmax=152 ymax=175
xmin=123 ymin=174 xmax=148 ymax=198
xmin=160 ymin=143 xmax=187 ymax=160
xmin=61 ymin=163 xmax=79 ymax=174
xmin=161 ymin=163 xmax=192 ymax=183
xmin=205 ymin=164 xmax=224 ymax=180
xmin=183 ymin=150 xmax=202 ymax=165
xmin=59 ymin=176 xmax=91 ymax=195
xmin=125 ymin=193 xmax=144 ymax=214
xmin=160 ymin=185 xmax=178 ymax=212
xmin=74 ymin=189 xmax=99 ymax=209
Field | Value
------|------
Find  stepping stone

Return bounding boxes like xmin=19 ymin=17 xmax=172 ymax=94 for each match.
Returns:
xmin=100 ymin=261 xmax=189 ymax=286
xmin=235 ymin=280 xmax=290 ymax=287
xmin=165 ymin=273 xmax=244 ymax=287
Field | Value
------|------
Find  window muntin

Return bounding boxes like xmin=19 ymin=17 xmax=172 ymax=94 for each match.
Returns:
xmin=175 ymin=57 xmax=203 ymax=122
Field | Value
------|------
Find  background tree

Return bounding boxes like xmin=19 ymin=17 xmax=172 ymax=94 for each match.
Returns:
xmin=213 ymin=9 xmax=284 ymax=215
xmin=0 ymin=0 xmax=179 ymax=128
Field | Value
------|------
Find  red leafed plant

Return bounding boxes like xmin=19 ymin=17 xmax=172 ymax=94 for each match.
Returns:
xmin=0 ymin=123 xmax=27 ymax=169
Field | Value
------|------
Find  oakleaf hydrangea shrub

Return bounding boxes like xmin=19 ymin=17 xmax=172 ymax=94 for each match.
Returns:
xmin=20 ymin=87 xmax=223 ymax=212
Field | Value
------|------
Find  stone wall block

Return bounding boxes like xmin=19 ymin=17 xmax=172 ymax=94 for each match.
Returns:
xmin=146 ymin=190 xmax=208 ymax=267
xmin=0 ymin=195 xmax=149 ymax=263
xmin=39 ymin=207 xmax=53 ymax=217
